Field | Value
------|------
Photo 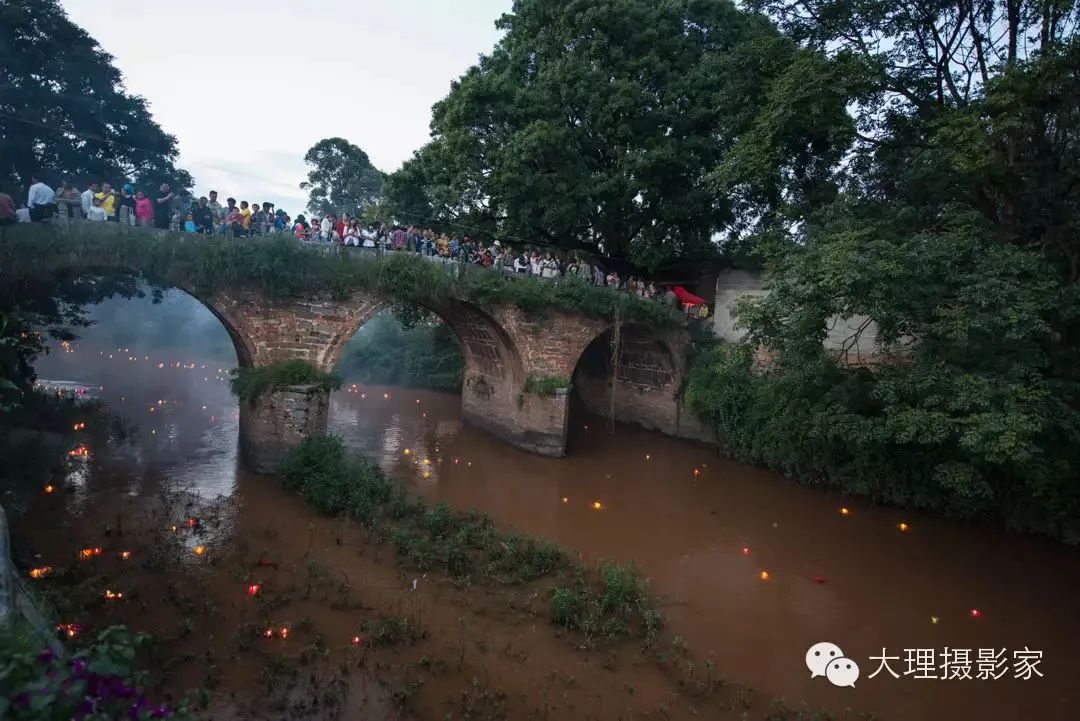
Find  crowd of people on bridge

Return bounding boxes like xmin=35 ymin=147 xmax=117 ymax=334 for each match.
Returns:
xmin=1 ymin=174 xmax=708 ymax=313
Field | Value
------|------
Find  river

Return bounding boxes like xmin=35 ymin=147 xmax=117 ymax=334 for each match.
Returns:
xmin=15 ymin=290 xmax=1080 ymax=721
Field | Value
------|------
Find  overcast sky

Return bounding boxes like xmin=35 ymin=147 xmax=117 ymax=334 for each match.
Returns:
xmin=61 ymin=0 xmax=510 ymax=212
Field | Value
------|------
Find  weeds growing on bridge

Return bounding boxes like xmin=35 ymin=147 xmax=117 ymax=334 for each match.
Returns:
xmin=229 ymin=360 xmax=342 ymax=403
xmin=278 ymin=436 xmax=663 ymax=646
xmin=0 ymin=224 xmax=682 ymax=330
xmin=523 ymin=375 xmax=573 ymax=396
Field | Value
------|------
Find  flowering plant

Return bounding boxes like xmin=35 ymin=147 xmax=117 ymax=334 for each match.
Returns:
xmin=0 ymin=626 xmax=194 ymax=720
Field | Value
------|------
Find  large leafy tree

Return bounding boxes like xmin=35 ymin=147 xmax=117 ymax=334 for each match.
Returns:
xmin=385 ymin=0 xmax=854 ymax=269
xmin=0 ymin=0 xmax=190 ymax=195
xmin=687 ymin=2 xmax=1080 ymax=536
xmin=300 ymin=138 xmax=384 ymax=217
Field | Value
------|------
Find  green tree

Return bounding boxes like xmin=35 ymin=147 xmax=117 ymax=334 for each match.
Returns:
xmin=688 ymin=35 xmax=1080 ymax=538
xmin=388 ymin=0 xmax=854 ymax=269
xmin=0 ymin=0 xmax=191 ymax=195
xmin=300 ymin=137 xmax=384 ymax=216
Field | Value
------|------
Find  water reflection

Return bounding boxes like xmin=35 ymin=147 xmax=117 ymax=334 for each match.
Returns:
xmin=24 ymin=288 xmax=1080 ymax=721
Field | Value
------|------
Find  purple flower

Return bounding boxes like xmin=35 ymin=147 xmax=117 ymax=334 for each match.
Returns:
xmin=150 ymin=703 xmax=171 ymax=718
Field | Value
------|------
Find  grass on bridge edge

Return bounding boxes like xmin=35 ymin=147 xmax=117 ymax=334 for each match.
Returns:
xmin=0 ymin=223 xmax=683 ymax=330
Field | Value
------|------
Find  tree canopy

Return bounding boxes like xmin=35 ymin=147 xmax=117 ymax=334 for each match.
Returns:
xmin=300 ymin=138 xmax=384 ymax=217
xmin=383 ymin=0 xmax=856 ymax=269
xmin=0 ymin=0 xmax=190 ymax=195
xmin=687 ymin=3 xmax=1080 ymax=538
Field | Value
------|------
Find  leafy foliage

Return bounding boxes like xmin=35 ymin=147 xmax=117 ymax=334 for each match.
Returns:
xmin=523 ymin=375 xmax=572 ymax=396
xmin=337 ymin=312 xmax=463 ymax=391
xmin=686 ymin=42 xmax=1080 ymax=540
xmin=0 ymin=223 xmax=682 ymax=330
xmin=0 ymin=625 xmax=194 ymax=720
xmin=230 ymin=360 xmax=342 ymax=403
xmin=385 ymin=0 xmax=854 ymax=268
xmin=300 ymin=138 xmax=384 ymax=217
xmin=0 ymin=0 xmax=190 ymax=194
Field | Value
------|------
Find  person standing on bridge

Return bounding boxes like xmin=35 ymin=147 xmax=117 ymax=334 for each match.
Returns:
xmin=208 ymin=191 xmax=224 ymax=234
xmin=154 ymin=184 xmax=175 ymax=230
xmin=134 ymin=191 xmax=153 ymax=227
xmin=27 ymin=174 xmax=56 ymax=222
xmin=80 ymin=182 xmax=98 ymax=219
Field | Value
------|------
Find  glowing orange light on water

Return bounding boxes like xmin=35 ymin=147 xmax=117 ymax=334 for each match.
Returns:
xmin=897 ymin=522 xmax=910 ymax=532
xmin=759 ymin=570 xmax=770 ymax=581
xmin=104 ymin=589 xmax=123 ymax=600
xmin=263 ymin=628 xmax=274 ymax=638
xmin=78 ymin=547 xmax=101 ymax=560
xmin=56 ymin=623 xmax=80 ymax=639
xmin=421 ymin=471 xmax=431 ymax=479
xmin=29 ymin=567 xmax=52 ymax=579
xmin=692 ymin=468 xmax=701 ymax=477
xmin=119 ymin=551 xmax=132 ymax=560
xmin=279 ymin=627 xmax=289 ymax=639
xmin=561 ymin=497 xmax=568 ymax=504
xmin=193 ymin=545 xmax=206 ymax=556
xmin=840 ymin=507 xmax=850 ymax=516
xmin=742 ymin=547 xmax=750 ymax=556
xmin=592 ymin=501 xmax=603 ymax=510
xmin=43 ymin=485 xmax=55 ymax=494
xmin=246 ymin=584 xmax=261 ymax=597
xmin=422 ymin=459 xmax=431 ymax=465
xmin=645 ymin=454 xmax=651 ymax=461
xmin=403 ymin=448 xmax=411 ymax=455
xmin=351 ymin=635 xmax=362 ymax=646
xmin=969 ymin=608 xmax=981 ymax=619
xmin=68 ymin=446 xmax=89 ymax=457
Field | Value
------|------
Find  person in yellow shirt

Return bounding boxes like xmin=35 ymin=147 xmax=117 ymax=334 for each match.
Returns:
xmin=95 ymin=182 xmax=117 ymax=220
xmin=239 ymin=201 xmax=252 ymax=234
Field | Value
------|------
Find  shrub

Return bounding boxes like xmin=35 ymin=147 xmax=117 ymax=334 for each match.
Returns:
xmin=523 ymin=375 xmax=573 ymax=396
xmin=230 ymin=359 xmax=342 ymax=403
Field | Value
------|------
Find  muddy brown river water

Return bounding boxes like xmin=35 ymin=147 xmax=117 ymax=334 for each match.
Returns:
xmin=16 ymin=301 xmax=1080 ymax=721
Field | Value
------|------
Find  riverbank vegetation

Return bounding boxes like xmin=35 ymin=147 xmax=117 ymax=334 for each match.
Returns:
xmin=337 ymin=312 xmax=463 ymax=392
xmin=280 ymin=436 xmax=661 ymax=646
xmin=229 ymin=360 xmax=342 ymax=403
xmin=685 ymin=14 xmax=1080 ymax=541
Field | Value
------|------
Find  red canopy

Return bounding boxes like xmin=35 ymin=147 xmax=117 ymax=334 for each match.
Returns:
xmin=672 ymin=286 xmax=706 ymax=306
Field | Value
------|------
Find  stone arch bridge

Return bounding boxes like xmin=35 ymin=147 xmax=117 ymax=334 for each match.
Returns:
xmin=1 ymin=223 xmax=703 ymax=472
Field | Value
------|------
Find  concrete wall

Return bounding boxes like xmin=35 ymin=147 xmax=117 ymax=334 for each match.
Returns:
xmin=713 ymin=269 xmax=880 ymax=360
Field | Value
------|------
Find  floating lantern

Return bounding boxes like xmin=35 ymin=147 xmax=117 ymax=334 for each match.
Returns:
xmin=186 ymin=518 xmax=198 ymax=528
xmin=193 ymin=545 xmax=206 ymax=556
xmin=692 ymin=468 xmax=701 ymax=477
xmin=421 ymin=471 xmax=431 ymax=479
xmin=29 ymin=567 xmax=52 ymax=579
xmin=840 ymin=507 xmax=850 ymax=516
xmin=645 ymin=454 xmax=651 ymax=461
xmin=104 ymin=589 xmax=123 ymax=600
xmin=158 ymin=362 xmax=164 ymax=369
xmin=416 ymin=399 xmax=421 ymax=404
xmin=742 ymin=547 xmax=750 ymax=556
xmin=584 ymin=424 xmax=589 ymax=430
xmin=119 ymin=551 xmax=131 ymax=561
xmin=561 ymin=497 xmax=568 ymax=504
xmin=360 ymin=393 xmax=366 ymax=399
xmin=78 ymin=547 xmax=102 ymax=560
xmin=246 ymin=584 xmax=261 ymax=597
xmin=759 ymin=570 xmax=770 ymax=581
xmin=467 ymin=462 xmax=472 ymax=467
xmin=279 ymin=627 xmax=289 ymax=639
xmin=403 ymin=448 xmax=411 ymax=455
xmin=897 ymin=522 xmax=910 ymax=532
xmin=592 ymin=501 xmax=603 ymax=510
xmin=931 ymin=616 xmax=940 ymax=624
xmin=351 ymin=635 xmax=362 ymax=646
xmin=383 ymin=392 xmax=390 ymax=399
xmin=263 ymin=628 xmax=274 ymax=638
xmin=422 ymin=459 xmax=431 ymax=465
xmin=43 ymin=485 xmax=55 ymax=494
xmin=56 ymin=623 xmax=80 ymax=639
xmin=969 ymin=608 xmax=981 ymax=619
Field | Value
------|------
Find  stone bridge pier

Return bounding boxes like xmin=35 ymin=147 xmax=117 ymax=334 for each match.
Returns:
xmin=202 ymin=289 xmax=673 ymax=473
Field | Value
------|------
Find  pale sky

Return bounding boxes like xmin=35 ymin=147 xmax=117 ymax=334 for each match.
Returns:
xmin=61 ymin=0 xmax=510 ymax=212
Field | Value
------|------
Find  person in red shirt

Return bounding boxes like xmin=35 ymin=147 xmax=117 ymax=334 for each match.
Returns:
xmin=333 ymin=214 xmax=345 ymax=244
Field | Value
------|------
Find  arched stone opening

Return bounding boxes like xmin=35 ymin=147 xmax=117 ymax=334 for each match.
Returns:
xmin=571 ymin=324 xmax=703 ymax=439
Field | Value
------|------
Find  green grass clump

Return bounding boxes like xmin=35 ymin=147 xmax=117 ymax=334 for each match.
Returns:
xmin=230 ymin=360 xmax=342 ymax=403
xmin=523 ymin=375 xmax=573 ymax=396
xmin=276 ymin=437 xmax=662 ymax=646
